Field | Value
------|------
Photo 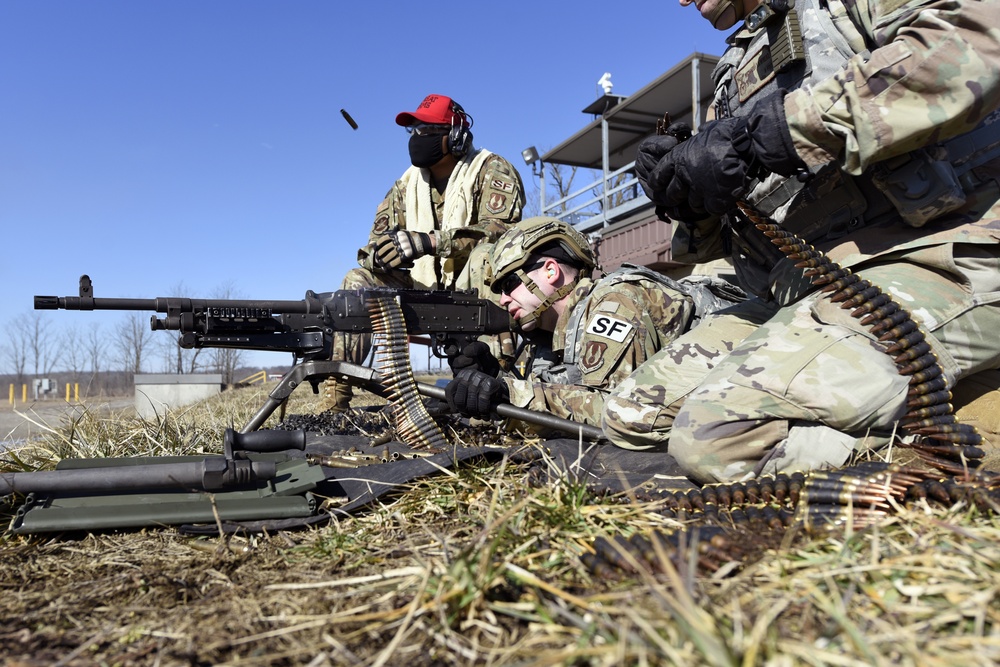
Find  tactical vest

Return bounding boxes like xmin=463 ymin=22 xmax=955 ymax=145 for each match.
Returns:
xmin=714 ymin=0 xmax=1000 ymax=297
xmin=533 ymin=264 xmax=747 ymax=384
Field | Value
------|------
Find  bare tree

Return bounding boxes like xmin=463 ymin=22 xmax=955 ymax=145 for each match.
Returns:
xmin=209 ymin=346 xmax=247 ymax=386
xmin=155 ymin=324 xmax=207 ymax=374
xmin=523 ymin=155 xmax=580 ymax=218
xmin=84 ymin=322 xmax=106 ymax=395
xmin=60 ymin=324 xmax=86 ymax=385
xmin=546 ymin=162 xmax=580 ymax=214
xmin=8 ymin=312 xmax=62 ymax=378
xmin=206 ymin=282 xmax=247 ymax=385
xmin=114 ymin=312 xmax=153 ymax=377
xmin=592 ymin=171 xmax=637 ymax=210
xmin=2 ymin=318 xmax=29 ymax=386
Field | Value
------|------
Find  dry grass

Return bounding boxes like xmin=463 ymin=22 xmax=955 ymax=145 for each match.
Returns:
xmin=1 ymin=383 xmax=999 ymax=666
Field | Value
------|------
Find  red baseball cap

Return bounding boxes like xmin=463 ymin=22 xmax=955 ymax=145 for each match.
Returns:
xmin=395 ymin=94 xmax=469 ymax=127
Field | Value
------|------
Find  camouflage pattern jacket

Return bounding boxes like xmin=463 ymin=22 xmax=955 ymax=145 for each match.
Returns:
xmin=357 ymin=150 xmax=525 ymax=290
xmin=503 ymin=269 xmax=700 ymax=429
xmin=674 ymin=0 xmax=1000 ymax=302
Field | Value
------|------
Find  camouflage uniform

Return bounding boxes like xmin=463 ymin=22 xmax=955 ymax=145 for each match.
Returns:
xmin=503 ymin=270 xmax=698 ymax=430
xmin=475 ymin=218 xmax=743 ymax=432
xmin=604 ymin=0 xmax=1000 ymax=482
xmin=324 ymin=150 xmax=524 ymax=409
xmin=354 ymin=151 xmax=524 ymax=291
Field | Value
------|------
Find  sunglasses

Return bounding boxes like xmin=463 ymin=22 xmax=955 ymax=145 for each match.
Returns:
xmin=497 ymin=272 xmax=523 ymax=296
xmin=496 ymin=261 xmax=547 ymax=296
xmin=405 ymin=123 xmax=451 ymax=137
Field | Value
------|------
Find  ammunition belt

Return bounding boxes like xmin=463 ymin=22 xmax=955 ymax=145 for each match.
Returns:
xmin=368 ymin=295 xmax=448 ymax=451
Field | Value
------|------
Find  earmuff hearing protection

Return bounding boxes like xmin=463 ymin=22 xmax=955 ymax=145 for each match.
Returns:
xmin=448 ymin=101 xmax=473 ymax=158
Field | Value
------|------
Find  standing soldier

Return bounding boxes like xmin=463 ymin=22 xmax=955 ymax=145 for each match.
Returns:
xmin=324 ymin=94 xmax=525 ymax=412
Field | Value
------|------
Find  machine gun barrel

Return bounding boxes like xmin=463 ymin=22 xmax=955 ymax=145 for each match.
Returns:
xmin=33 ymin=274 xmax=512 ymax=359
xmin=417 ymin=382 xmax=606 ymax=442
xmin=33 ymin=294 xmax=315 ymax=315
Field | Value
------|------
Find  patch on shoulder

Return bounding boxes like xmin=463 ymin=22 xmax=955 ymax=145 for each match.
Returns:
xmin=491 ymin=178 xmax=514 ymax=193
xmin=585 ymin=314 xmax=634 ymax=343
xmin=579 ymin=340 xmax=608 ymax=374
xmin=486 ymin=193 xmax=508 ymax=214
xmin=735 ymin=46 xmax=775 ymax=103
xmin=373 ymin=214 xmax=391 ymax=234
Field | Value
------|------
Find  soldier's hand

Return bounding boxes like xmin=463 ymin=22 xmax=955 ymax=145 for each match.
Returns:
xmin=652 ymin=93 xmax=806 ymax=222
xmin=635 ymin=122 xmax=692 ymax=206
xmin=374 ymin=230 xmax=436 ymax=270
xmin=449 ymin=341 xmax=501 ymax=377
xmin=445 ymin=369 xmax=510 ymax=418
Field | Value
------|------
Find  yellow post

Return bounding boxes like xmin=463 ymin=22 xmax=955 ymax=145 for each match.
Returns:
xmin=75 ymin=383 xmax=80 ymax=402
xmin=8 ymin=384 xmax=12 ymax=406
xmin=66 ymin=382 xmax=70 ymax=402
xmin=22 ymin=384 xmax=27 ymax=403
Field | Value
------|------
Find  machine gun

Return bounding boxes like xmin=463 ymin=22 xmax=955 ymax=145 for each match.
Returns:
xmin=34 ymin=275 xmax=606 ymax=440
xmin=35 ymin=274 xmax=510 ymax=363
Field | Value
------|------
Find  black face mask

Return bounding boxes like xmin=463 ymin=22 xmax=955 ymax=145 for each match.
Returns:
xmin=408 ymin=133 xmax=446 ymax=168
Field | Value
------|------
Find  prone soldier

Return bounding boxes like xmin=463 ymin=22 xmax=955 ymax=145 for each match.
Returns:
xmin=444 ymin=217 xmax=745 ymax=431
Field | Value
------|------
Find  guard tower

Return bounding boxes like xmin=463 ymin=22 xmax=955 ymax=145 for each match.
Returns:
xmin=525 ymin=52 xmax=721 ymax=276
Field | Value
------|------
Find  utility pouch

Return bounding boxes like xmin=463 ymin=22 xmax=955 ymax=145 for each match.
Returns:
xmin=871 ymin=149 xmax=966 ymax=228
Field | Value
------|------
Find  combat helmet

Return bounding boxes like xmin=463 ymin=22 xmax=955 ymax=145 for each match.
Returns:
xmin=486 ymin=217 xmax=597 ymax=329
xmin=488 ymin=217 xmax=596 ymax=290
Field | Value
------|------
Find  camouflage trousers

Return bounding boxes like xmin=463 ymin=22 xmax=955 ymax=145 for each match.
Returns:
xmin=603 ymin=243 xmax=1000 ymax=483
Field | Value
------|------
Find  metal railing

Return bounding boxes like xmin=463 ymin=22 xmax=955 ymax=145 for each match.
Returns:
xmin=541 ymin=160 xmax=650 ymax=234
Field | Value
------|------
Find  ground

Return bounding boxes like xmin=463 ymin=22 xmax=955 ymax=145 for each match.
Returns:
xmin=0 ymin=396 xmax=136 ymax=445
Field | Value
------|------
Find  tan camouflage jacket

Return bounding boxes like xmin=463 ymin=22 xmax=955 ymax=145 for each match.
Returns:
xmin=504 ymin=273 xmax=696 ymax=429
xmin=357 ymin=151 xmax=525 ymax=288
xmin=675 ymin=0 xmax=1000 ymax=296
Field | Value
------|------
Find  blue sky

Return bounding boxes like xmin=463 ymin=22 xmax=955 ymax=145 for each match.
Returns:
xmin=1 ymin=1 xmax=720 ymax=371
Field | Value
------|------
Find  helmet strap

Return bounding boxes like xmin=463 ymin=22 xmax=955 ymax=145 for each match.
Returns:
xmin=515 ymin=272 xmax=579 ymax=330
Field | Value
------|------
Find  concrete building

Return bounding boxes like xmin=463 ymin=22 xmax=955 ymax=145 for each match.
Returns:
xmin=133 ymin=373 xmax=224 ymax=419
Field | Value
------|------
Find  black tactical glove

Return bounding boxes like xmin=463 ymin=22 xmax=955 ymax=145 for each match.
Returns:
xmin=448 ymin=341 xmax=502 ymax=377
xmin=646 ymin=93 xmax=806 ymax=222
xmin=374 ymin=229 xmax=435 ymax=271
xmin=635 ymin=122 xmax=692 ymax=204
xmin=445 ymin=368 xmax=510 ymax=418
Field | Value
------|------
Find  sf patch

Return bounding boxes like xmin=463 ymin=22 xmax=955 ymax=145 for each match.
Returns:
xmin=585 ymin=314 xmax=633 ymax=342
xmin=491 ymin=178 xmax=514 ymax=193
xmin=373 ymin=214 xmax=391 ymax=234
xmin=486 ymin=192 xmax=508 ymax=214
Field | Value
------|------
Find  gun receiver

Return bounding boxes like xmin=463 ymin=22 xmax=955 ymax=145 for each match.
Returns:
xmin=35 ymin=274 xmax=512 ymax=361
